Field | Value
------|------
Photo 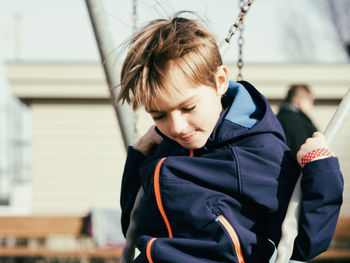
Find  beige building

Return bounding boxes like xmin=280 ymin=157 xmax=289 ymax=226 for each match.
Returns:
xmin=5 ymin=62 xmax=350 ymax=216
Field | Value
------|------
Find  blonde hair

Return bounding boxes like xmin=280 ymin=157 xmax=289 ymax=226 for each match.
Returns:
xmin=117 ymin=12 xmax=223 ymax=110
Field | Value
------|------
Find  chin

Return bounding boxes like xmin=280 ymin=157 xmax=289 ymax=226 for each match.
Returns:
xmin=180 ymin=139 xmax=207 ymax=150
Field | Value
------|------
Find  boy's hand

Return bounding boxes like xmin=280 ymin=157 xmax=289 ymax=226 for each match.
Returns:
xmin=133 ymin=125 xmax=163 ymax=156
xmin=297 ymin=132 xmax=334 ymax=167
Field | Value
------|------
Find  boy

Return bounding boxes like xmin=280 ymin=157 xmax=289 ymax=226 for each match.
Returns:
xmin=118 ymin=13 xmax=343 ymax=263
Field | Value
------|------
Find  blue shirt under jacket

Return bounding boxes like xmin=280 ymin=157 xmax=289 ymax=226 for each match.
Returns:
xmin=120 ymin=81 xmax=343 ymax=263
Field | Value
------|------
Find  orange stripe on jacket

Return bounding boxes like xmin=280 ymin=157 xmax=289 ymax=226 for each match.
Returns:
xmin=218 ymin=215 xmax=245 ymax=263
xmin=153 ymin=151 xmax=193 ymax=238
xmin=146 ymin=238 xmax=156 ymax=263
xmin=154 ymin=157 xmax=173 ymax=237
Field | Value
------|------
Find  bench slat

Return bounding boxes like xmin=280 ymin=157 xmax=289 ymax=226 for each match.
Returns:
xmin=332 ymin=216 xmax=350 ymax=239
xmin=315 ymin=249 xmax=350 ymax=260
xmin=0 ymin=247 xmax=123 ymax=258
xmin=0 ymin=217 xmax=83 ymax=237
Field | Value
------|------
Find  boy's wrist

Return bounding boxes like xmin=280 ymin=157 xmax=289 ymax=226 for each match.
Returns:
xmin=133 ymin=137 xmax=149 ymax=155
xmin=133 ymin=126 xmax=163 ymax=156
xmin=300 ymin=148 xmax=334 ymax=167
xmin=133 ymin=137 xmax=159 ymax=156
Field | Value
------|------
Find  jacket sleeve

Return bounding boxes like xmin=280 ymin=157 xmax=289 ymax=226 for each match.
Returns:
xmin=120 ymin=146 xmax=146 ymax=236
xmin=291 ymin=157 xmax=344 ymax=260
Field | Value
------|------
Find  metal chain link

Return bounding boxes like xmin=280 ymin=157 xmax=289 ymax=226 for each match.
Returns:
xmin=237 ymin=0 xmax=245 ymax=81
xmin=132 ymin=0 xmax=138 ymax=32
xmin=132 ymin=0 xmax=140 ymax=138
xmin=224 ymin=0 xmax=254 ymax=44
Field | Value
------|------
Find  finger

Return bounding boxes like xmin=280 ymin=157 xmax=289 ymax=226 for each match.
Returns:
xmin=305 ymin=137 xmax=313 ymax=145
xmin=296 ymin=151 xmax=303 ymax=164
xmin=312 ymin=131 xmax=323 ymax=138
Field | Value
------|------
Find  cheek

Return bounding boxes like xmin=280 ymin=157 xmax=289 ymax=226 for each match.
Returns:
xmin=192 ymin=106 xmax=219 ymax=128
xmin=203 ymin=97 xmax=222 ymax=118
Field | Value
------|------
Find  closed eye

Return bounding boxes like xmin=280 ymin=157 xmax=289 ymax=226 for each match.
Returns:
xmin=182 ymin=106 xmax=196 ymax=112
xmin=152 ymin=114 xmax=165 ymax=121
xmin=152 ymin=105 xmax=195 ymax=120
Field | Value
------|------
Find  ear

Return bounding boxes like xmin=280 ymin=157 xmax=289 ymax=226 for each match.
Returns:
xmin=215 ymin=65 xmax=229 ymax=96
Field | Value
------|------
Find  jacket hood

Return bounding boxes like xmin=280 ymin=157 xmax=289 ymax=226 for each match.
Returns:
xmin=205 ymin=80 xmax=286 ymax=147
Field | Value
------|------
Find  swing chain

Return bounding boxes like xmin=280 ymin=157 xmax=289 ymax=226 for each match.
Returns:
xmin=132 ymin=0 xmax=138 ymax=32
xmin=132 ymin=0 xmax=140 ymax=139
xmin=237 ymin=0 xmax=245 ymax=81
xmin=225 ymin=0 xmax=254 ymax=44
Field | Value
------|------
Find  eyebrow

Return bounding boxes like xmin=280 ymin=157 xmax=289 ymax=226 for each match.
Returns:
xmin=149 ymin=96 xmax=197 ymax=113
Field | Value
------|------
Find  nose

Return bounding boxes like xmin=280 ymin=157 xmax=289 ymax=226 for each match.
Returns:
xmin=169 ymin=112 xmax=187 ymax=135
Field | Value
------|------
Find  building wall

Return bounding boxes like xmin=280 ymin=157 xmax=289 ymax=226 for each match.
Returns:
xmin=6 ymin=62 xmax=350 ymax=216
xmin=7 ymin=62 xmax=128 ymax=215
xmin=30 ymin=101 xmax=125 ymax=215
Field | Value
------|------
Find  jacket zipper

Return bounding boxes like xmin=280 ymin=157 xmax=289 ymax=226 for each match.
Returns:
xmin=215 ymin=214 xmax=245 ymax=263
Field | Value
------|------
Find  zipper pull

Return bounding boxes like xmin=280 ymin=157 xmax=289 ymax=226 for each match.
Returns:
xmin=214 ymin=213 xmax=221 ymax=222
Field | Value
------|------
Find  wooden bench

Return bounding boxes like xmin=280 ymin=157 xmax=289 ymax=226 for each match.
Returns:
xmin=312 ymin=216 xmax=350 ymax=262
xmin=0 ymin=216 xmax=123 ymax=262
xmin=1 ymin=216 xmax=348 ymax=262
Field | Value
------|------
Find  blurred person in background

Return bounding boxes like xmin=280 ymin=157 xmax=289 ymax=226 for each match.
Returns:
xmin=277 ymin=84 xmax=317 ymax=156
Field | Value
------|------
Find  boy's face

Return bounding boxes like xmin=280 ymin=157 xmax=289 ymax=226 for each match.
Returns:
xmin=147 ymin=63 xmax=228 ymax=149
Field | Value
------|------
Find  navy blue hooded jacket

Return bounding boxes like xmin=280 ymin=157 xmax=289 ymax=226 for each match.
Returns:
xmin=120 ymin=81 xmax=343 ymax=263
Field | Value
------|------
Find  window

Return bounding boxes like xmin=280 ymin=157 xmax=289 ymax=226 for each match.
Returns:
xmin=0 ymin=95 xmax=31 ymax=214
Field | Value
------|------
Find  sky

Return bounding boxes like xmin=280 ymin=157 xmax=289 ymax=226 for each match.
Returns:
xmin=0 ymin=0 xmax=348 ymax=64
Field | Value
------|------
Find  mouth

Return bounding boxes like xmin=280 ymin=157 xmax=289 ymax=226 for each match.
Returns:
xmin=179 ymin=131 xmax=196 ymax=142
